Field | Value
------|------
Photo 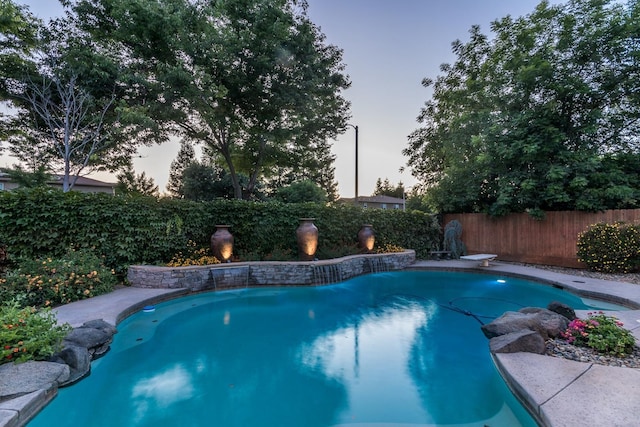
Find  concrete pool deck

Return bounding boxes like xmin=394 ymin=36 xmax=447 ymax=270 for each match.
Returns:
xmin=2 ymin=260 xmax=639 ymax=427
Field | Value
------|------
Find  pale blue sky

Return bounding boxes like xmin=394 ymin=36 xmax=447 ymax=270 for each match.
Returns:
xmin=7 ymin=0 xmax=565 ymax=196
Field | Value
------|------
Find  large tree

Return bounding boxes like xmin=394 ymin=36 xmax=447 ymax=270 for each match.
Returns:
xmin=405 ymin=0 xmax=640 ymax=216
xmin=2 ymin=10 xmax=159 ymax=191
xmin=373 ymin=177 xmax=405 ymax=199
xmin=0 ymin=0 xmax=39 ymax=95
xmin=262 ymin=137 xmax=339 ymax=201
xmin=0 ymin=0 xmax=39 ymax=146
xmin=166 ymin=140 xmax=195 ymax=198
xmin=15 ymin=72 xmax=119 ymax=191
xmin=273 ymin=179 xmax=327 ymax=203
xmin=181 ymin=161 xmax=252 ymax=201
xmin=72 ymin=0 xmax=350 ymax=200
xmin=115 ymin=161 xmax=159 ymax=196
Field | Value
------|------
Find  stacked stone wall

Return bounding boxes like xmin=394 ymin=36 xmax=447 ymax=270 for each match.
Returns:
xmin=127 ymin=250 xmax=416 ymax=291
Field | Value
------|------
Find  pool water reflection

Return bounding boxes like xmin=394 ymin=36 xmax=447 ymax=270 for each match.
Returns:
xmin=30 ymin=271 xmax=617 ymax=427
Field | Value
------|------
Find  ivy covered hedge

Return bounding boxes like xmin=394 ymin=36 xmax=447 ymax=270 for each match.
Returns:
xmin=0 ymin=189 xmax=440 ymax=276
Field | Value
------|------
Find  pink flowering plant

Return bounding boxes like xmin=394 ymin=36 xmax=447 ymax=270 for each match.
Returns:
xmin=561 ymin=312 xmax=636 ymax=356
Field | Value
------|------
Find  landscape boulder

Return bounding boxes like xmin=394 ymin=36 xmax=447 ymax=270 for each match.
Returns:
xmin=63 ymin=320 xmax=115 ymax=359
xmin=50 ymin=344 xmax=91 ymax=386
xmin=547 ymin=301 xmax=577 ymax=320
xmin=489 ymin=329 xmax=546 ymax=354
xmin=481 ymin=308 xmax=569 ymax=341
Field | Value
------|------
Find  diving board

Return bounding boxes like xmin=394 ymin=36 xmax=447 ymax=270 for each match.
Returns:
xmin=460 ymin=254 xmax=497 ymax=267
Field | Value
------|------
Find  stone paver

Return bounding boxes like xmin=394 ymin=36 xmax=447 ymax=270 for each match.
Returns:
xmin=0 ymin=389 xmax=56 ymax=427
xmin=497 ymin=351 xmax=640 ymax=427
xmin=493 ymin=352 xmax=591 ymax=419
xmin=541 ymin=365 xmax=640 ymax=427
xmin=53 ymin=287 xmax=188 ymax=327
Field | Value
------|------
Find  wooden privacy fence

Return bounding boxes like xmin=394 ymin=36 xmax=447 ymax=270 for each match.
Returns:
xmin=444 ymin=210 xmax=640 ymax=268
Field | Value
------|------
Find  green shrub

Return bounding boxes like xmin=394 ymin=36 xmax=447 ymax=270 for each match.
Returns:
xmin=577 ymin=222 xmax=640 ymax=273
xmin=0 ymin=248 xmax=116 ymax=308
xmin=1 ymin=301 xmax=71 ymax=365
xmin=561 ymin=312 xmax=636 ymax=356
xmin=0 ymin=242 xmax=7 ymax=265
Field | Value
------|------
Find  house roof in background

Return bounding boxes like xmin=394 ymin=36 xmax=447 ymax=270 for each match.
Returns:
xmin=340 ymin=195 xmax=404 ymax=204
xmin=0 ymin=173 xmax=115 ymax=187
xmin=49 ymin=175 xmax=116 ymax=187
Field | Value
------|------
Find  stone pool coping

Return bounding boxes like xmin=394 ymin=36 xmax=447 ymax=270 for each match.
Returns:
xmin=2 ymin=258 xmax=640 ymax=426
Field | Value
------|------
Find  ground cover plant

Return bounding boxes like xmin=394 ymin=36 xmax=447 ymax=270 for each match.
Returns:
xmin=0 ymin=300 xmax=71 ymax=365
xmin=0 ymin=248 xmax=116 ymax=308
xmin=561 ymin=312 xmax=636 ymax=356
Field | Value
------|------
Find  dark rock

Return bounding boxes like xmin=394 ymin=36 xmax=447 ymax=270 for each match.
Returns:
xmin=481 ymin=308 xmax=569 ymax=340
xmin=489 ymin=329 xmax=546 ymax=354
xmin=82 ymin=319 xmax=117 ymax=336
xmin=63 ymin=322 xmax=115 ymax=359
xmin=523 ymin=308 xmax=570 ymax=338
xmin=64 ymin=327 xmax=111 ymax=348
xmin=51 ymin=344 xmax=91 ymax=386
xmin=90 ymin=342 xmax=111 ymax=359
xmin=518 ymin=307 xmax=545 ymax=314
xmin=0 ymin=362 xmax=69 ymax=401
xmin=547 ymin=301 xmax=577 ymax=320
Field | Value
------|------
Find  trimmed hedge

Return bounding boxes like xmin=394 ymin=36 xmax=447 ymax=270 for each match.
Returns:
xmin=0 ymin=189 xmax=441 ymax=276
xmin=577 ymin=222 xmax=640 ymax=273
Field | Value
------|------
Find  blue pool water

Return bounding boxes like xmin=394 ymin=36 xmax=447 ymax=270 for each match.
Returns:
xmin=30 ymin=271 xmax=621 ymax=426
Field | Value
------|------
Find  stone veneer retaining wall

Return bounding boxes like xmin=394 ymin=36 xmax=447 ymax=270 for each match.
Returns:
xmin=127 ymin=250 xmax=416 ymax=291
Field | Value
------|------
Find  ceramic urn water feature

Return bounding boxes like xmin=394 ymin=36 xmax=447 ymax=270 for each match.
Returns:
xmin=296 ymin=218 xmax=318 ymax=261
xmin=358 ymin=224 xmax=375 ymax=252
xmin=211 ymin=225 xmax=234 ymax=262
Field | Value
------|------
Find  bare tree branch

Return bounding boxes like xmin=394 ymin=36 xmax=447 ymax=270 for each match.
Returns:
xmin=21 ymin=72 xmax=117 ymax=191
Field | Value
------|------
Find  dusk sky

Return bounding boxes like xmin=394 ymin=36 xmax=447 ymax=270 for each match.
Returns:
xmin=7 ymin=0 xmax=565 ymax=197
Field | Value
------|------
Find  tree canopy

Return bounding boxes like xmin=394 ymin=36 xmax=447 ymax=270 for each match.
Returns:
xmin=166 ymin=141 xmax=195 ymax=198
xmin=404 ymin=0 xmax=640 ymax=217
xmin=273 ymin=179 xmax=327 ymax=203
xmin=115 ymin=161 xmax=159 ymax=196
xmin=0 ymin=0 xmax=39 ymax=144
xmin=1 ymin=2 xmax=159 ymax=190
xmin=0 ymin=0 xmax=38 ymax=97
xmin=71 ymin=0 xmax=350 ymax=199
xmin=373 ymin=177 xmax=405 ymax=199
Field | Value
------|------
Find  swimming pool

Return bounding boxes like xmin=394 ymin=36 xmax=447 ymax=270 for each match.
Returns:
xmin=30 ymin=271 xmax=621 ymax=426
